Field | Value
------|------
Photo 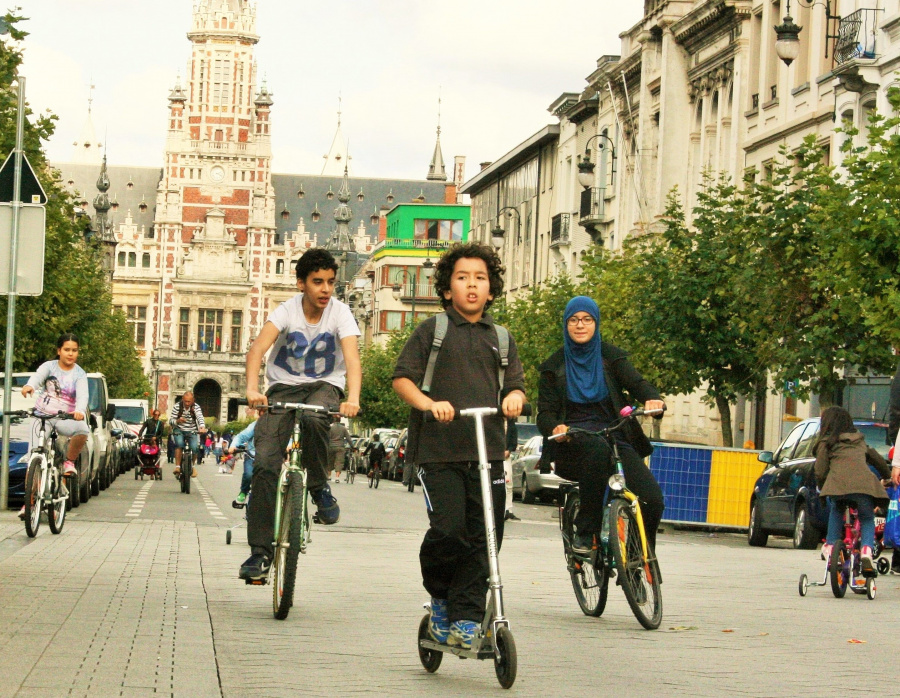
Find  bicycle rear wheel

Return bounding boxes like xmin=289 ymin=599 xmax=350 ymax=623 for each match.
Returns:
xmin=23 ymin=455 xmax=44 ymax=538
xmin=273 ymin=472 xmax=304 ymax=620
xmin=563 ymin=494 xmax=608 ymax=616
xmin=47 ymin=466 xmax=67 ymax=534
xmin=830 ymin=542 xmax=849 ymax=598
xmin=609 ymin=498 xmax=662 ymax=629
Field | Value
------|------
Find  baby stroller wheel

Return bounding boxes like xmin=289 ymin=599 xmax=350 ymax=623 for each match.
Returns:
xmin=134 ymin=468 xmax=139 ymax=480
xmin=226 ymin=529 xmax=232 ymax=545
xmin=866 ymin=577 xmax=876 ymax=600
xmin=877 ymin=557 xmax=890 ymax=575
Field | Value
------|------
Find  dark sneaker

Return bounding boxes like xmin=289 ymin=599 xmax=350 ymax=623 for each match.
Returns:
xmin=504 ymin=512 xmax=520 ymax=521
xmin=571 ymin=532 xmax=594 ymax=555
xmin=447 ymin=620 xmax=479 ymax=649
xmin=239 ymin=554 xmax=271 ymax=580
xmin=311 ymin=484 xmax=340 ymax=525
xmin=428 ymin=598 xmax=450 ymax=643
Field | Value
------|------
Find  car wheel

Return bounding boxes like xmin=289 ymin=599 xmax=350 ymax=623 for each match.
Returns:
xmin=91 ymin=468 xmax=101 ymax=497
xmin=747 ymin=500 xmax=768 ymax=547
xmin=521 ymin=475 xmax=536 ymax=505
xmin=792 ymin=502 xmax=819 ymax=550
xmin=68 ymin=471 xmax=79 ymax=509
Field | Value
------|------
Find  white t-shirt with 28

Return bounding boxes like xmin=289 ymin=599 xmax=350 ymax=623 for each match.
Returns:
xmin=265 ymin=294 xmax=361 ymax=392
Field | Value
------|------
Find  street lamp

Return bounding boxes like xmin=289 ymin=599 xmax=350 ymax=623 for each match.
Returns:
xmin=774 ymin=0 xmax=841 ymax=67
xmin=392 ymin=259 xmax=435 ymax=327
xmin=577 ymin=133 xmax=617 ymax=189
xmin=491 ymin=206 xmax=521 ymax=247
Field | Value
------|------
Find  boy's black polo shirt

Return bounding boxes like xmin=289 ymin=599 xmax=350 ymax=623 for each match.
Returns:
xmin=393 ymin=306 xmax=525 ymax=464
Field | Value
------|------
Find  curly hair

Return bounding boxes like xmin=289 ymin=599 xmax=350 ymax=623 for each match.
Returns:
xmin=432 ymin=242 xmax=505 ymax=311
xmin=295 ymin=248 xmax=338 ymax=281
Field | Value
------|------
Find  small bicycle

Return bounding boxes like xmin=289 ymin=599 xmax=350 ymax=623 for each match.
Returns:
xmin=551 ymin=406 xmax=664 ymax=630
xmin=416 ymin=406 xmax=523 ymax=690
xmin=798 ymin=502 xmax=886 ymax=600
xmin=368 ymin=462 xmax=382 ymax=488
xmin=7 ymin=409 xmax=73 ymax=538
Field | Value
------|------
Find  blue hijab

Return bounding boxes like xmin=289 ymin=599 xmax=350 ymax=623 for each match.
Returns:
xmin=563 ymin=296 xmax=609 ymax=404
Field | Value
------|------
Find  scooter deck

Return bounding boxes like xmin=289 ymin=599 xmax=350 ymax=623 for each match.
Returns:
xmin=419 ymin=638 xmax=493 ymax=661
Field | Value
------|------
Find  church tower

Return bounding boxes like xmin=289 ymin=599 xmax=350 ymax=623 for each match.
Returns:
xmin=150 ymin=0 xmax=276 ymax=418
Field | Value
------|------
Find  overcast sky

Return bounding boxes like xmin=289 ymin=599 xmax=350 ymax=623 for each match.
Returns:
xmin=19 ymin=1 xmax=643 ymax=181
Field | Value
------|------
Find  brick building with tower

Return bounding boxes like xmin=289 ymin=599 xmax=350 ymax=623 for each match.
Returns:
xmin=55 ymin=0 xmax=454 ymax=422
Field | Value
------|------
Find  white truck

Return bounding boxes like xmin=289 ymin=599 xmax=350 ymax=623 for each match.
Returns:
xmin=109 ymin=398 xmax=149 ymax=436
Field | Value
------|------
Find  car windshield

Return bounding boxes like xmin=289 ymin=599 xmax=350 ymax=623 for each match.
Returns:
xmin=515 ymin=422 xmax=541 ymax=448
xmin=115 ymin=406 xmax=145 ymax=424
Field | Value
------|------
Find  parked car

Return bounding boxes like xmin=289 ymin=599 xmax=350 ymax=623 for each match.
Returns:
xmin=387 ymin=429 xmax=408 ymax=481
xmin=109 ymin=398 xmax=148 ymax=436
xmin=512 ymin=434 xmax=572 ymax=504
xmin=512 ymin=422 xmax=541 ymax=449
xmin=748 ymin=417 xmax=890 ymax=549
xmin=2 ymin=402 xmax=38 ymax=506
xmin=382 ymin=436 xmax=398 ymax=474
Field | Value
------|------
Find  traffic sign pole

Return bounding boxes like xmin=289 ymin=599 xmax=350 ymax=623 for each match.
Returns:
xmin=1 ymin=76 xmax=26 ymax=511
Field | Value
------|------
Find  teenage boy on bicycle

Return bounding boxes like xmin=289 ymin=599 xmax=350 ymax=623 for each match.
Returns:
xmin=240 ymin=248 xmax=361 ymax=581
xmin=393 ymin=242 xmax=526 ymax=650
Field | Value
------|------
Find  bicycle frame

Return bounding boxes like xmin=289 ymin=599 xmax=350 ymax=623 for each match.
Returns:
xmin=272 ymin=416 xmax=311 ymax=553
xmin=606 ymin=436 xmax=651 ymax=562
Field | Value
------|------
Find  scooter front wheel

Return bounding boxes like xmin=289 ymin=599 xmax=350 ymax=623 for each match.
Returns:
xmin=493 ymin=626 xmax=517 ymax=689
xmin=417 ymin=614 xmax=442 ymax=673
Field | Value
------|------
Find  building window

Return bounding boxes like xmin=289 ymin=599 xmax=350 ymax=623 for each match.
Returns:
xmin=230 ymin=310 xmax=242 ymax=352
xmin=142 ymin=253 xmax=150 ymax=268
xmin=178 ymin=308 xmax=190 ymax=350
xmin=128 ymin=252 xmax=136 ymax=267
xmin=122 ymin=305 xmax=147 ymax=346
xmin=275 ymin=259 xmax=284 ymax=275
xmin=380 ymin=310 xmax=405 ymax=332
xmin=414 ymin=219 xmax=462 ymax=241
xmin=117 ymin=251 xmax=125 ymax=266
xmin=198 ymin=308 xmax=224 ymax=351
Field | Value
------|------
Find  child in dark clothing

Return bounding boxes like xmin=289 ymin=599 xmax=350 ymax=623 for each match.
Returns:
xmin=392 ymin=242 xmax=526 ymax=650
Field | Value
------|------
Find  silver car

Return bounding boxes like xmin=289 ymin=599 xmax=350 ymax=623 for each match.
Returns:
xmin=512 ymin=435 xmax=572 ymax=504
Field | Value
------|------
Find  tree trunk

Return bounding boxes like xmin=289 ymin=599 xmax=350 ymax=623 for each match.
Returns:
xmin=716 ymin=394 xmax=733 ymax=448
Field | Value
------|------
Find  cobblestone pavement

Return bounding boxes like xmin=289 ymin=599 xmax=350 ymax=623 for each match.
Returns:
xmin=2 ymin=461 xmax=899 ymax=697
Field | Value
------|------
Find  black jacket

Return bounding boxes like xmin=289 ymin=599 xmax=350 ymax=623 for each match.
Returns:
xmin=537 ymin=343 xmax=662 ymax=465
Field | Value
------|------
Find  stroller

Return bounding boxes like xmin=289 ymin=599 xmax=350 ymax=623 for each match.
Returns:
xmin=135 ymin=438 xmax=162 ymax=480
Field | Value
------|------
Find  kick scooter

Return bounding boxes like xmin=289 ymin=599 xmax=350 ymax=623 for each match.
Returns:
xmin=416 ymin=404 xmax=530 ymax=689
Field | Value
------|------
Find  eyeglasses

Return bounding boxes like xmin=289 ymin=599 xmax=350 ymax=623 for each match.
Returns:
xmin=567 ymin=316 xmax=596 ymax=327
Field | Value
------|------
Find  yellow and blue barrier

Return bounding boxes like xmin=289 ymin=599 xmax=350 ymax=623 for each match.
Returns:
xmin=649 ymin=443 xmax=764 ymax=529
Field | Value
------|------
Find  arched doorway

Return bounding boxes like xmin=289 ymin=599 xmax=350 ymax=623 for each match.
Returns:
xmin=194 ymin=379 xmax=222 ymax=423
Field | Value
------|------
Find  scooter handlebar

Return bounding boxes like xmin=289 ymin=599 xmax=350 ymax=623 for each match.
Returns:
xmin=423 ymin=404 xmax=532 ymax=423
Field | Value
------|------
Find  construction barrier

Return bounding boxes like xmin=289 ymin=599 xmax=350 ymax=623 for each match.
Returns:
xmin=649 ymin=443 xmax=764 ymax=530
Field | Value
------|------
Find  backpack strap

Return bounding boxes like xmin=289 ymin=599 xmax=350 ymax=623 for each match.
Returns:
xmin=420 ymin=312 xmax=449 ymax=394
xmin=495 ymin=324 xmax=510 ymax=393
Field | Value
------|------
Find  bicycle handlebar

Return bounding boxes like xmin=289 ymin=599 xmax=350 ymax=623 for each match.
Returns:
xmin=423 ymin=404 xmax=533 ymax=423
xmin=547 ymin=405 xmax=665 ymax=441
xmin=3 ymin=409 xmax=74 ymax=421
xmin=237 ymin=397 xmax=349 ymax=417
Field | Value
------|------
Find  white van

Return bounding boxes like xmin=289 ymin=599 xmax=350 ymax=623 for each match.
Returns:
xmin=109 ymin=399 xmax=149 ymax=436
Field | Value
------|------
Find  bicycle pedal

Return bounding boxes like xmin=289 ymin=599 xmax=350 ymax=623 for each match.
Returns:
xmin=312 ymin=514 xmax=321 ymax=524
xmin=245 ymin=578 xmax=267 ymax=586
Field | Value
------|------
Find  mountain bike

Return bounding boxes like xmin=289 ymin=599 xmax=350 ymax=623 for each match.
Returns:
xmin=552 ymin=406 xmax=664 ymax=630
xmin=243 ymin=401 xmax=333 ymax=620
xmin=6 ymin=409 xmax=73 ymax=537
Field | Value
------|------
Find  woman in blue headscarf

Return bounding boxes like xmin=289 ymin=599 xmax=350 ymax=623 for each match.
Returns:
xmin=536 ymin=296 xmax=666 ymax=554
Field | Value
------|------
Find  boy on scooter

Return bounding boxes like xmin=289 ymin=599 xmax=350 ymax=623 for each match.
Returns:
xmin=392 ymin=242 xmax=526 ymax=650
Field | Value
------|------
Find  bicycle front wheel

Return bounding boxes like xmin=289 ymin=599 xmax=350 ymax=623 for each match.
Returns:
xmin=23 ymin=455 xmax=44 ymax=538
xmin=273 ymin=473 xmax=304 ymax=620
xmin=181 ymin=451 xmax=192 ymax=494
xmin=609 ymin=498 xmax=662 ymax=629
xmin=47 ymin=467 xmax=67 ymax=534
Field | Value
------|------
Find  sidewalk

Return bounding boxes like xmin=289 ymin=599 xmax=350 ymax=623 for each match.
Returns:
xmin=2 ymin=510 xmax=900 ymax=696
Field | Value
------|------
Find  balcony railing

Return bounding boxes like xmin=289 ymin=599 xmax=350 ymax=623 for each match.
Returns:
xmin=579 ymin=187 xmax=605 ymax=223
xmin=393 ymin=280 xmax=440 ymax=300
xmin=835 ymin=9 xmax=879 ymax=65
xmin=372 ymin=238 xmax=456 ymax=254
xmin=550 ymin=213 xmax=570 ymax=247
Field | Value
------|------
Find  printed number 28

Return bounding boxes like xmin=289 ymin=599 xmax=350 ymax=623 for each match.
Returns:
xmin=274 ymin=331 xmax=336 ymax=378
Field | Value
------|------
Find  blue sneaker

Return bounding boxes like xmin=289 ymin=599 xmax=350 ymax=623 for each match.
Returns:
xmin=447 ymin=620 xmax=479 ymax=649
xmin=311 ymin=484 xmax=340 ymax=524
xmin=428 ymin=598 xmax=449 ymax=643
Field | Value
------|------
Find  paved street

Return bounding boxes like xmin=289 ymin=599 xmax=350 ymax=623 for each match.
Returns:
xmin=1 ymin=459 xmax=899 ymax=697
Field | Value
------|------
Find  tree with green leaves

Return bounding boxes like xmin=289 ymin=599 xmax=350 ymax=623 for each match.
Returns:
xmin=357 ymin=323 xmax=415 ymax=429
xmin=0 ymin=12 xmax=149 ymax=399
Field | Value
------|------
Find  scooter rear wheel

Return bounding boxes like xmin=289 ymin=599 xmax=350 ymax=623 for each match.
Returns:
xmin=493 ymin=626 xmax=517 ymax=689
xmin=417 ymin=614 xmax=442 ymax=673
